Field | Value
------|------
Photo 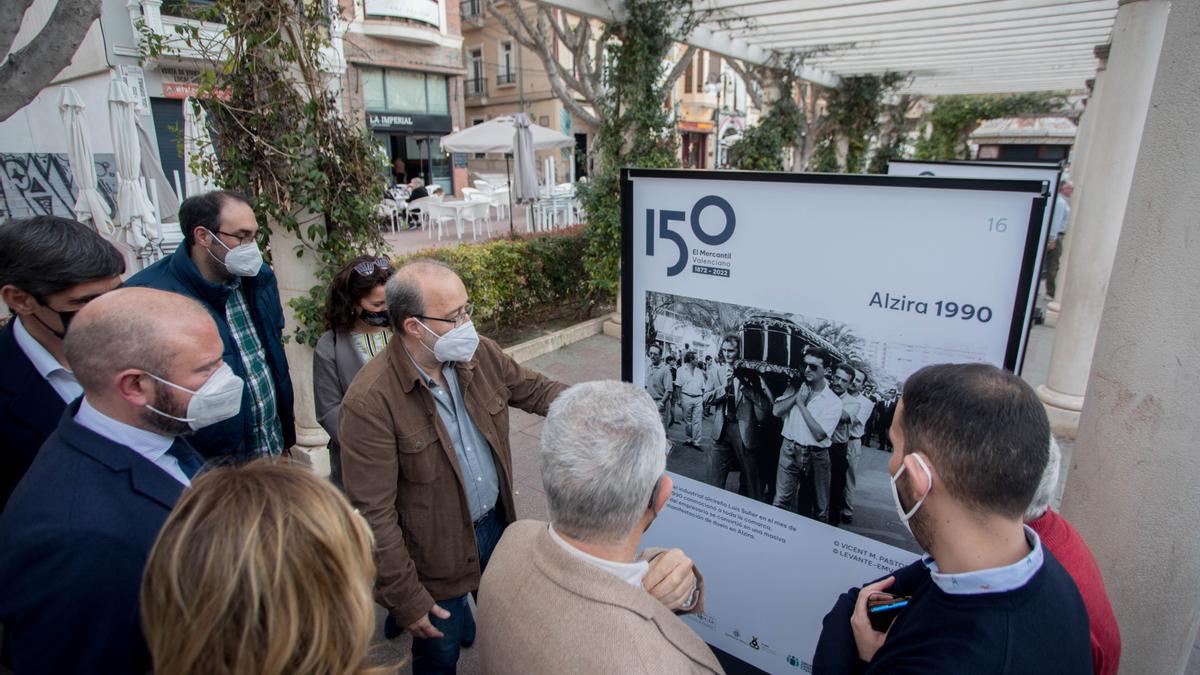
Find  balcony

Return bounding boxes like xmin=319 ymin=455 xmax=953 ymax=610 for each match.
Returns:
xmin=461 ymin=0 xmax=484 ymax=22
xmin=496 ymin=71 xmax=516 ymax=86
xmin=465 ymin=77 xmax=487 ymax=97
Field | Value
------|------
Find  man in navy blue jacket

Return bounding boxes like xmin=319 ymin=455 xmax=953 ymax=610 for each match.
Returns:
xmin=0 ymin=287 xmax=227 ymax=674
xmin=0 ymin=216 xmax=124 ymax=512
xmin=126 ymin=190 xmax=295 ymax=458
xmin=813 ymin=363 xmax=1092 ymax=674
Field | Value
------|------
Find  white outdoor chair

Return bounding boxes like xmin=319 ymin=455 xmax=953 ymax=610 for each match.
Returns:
xmin=425 ymin=201 xmax=459 ymax=241
xmin=377 ymin=200 xmax=399 ymax=234
xmin=473 ymin=180 xmax=494 ymax=194
xmin=407 ymin=195 xmax=440 ymax=236
xmin=464 ymin=200 xmax=493 ymax=239
xmin=489 ymin=188 xmax=510 ymax=222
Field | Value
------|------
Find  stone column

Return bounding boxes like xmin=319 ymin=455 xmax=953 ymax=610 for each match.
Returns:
xmin=269 ymin=219 xmax=331 ymax=475
xmin=1060 ymin=1 xmax=1200 ymax=670
xmin=1044 ymin=44 xmax=1109 ymax=327
xmin=1035 ymin=0 xmax=1169 ymax=438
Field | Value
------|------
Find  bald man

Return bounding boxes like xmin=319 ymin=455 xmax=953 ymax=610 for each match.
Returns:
xmin=0 ymin=288 xmax=238 ymax=675
xmin=340 ymin=260 xmax=699 ymax=674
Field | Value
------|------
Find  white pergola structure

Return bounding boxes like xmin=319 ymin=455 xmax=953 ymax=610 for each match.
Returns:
xmin=543 ymin=0 xmax=1117 ymax=93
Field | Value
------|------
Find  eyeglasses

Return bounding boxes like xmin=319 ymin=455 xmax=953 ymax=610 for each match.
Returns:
xmin=416 ymin=301 xmax=475 ymax=326
xmin=216 ymin=229 xmax=256 ymax=245
xmin=353 ymin=257 xmax=390 ymax=276
xmin=803 ymin=362 xmax=822 ymax=371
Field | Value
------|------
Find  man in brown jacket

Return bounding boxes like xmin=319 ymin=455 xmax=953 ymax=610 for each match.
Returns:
xmin=340 ymin=261 xmax=697 ymax=674
xmin=477 ymin=381 xmax=723 ymax=674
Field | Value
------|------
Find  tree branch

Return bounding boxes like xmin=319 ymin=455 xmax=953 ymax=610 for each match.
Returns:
xmin=0 ymin=0 xmax=35 ymax=62
xmin=726 ymin=58 xmax=764 ymax=110
xmin=662 ymin=45 xmax=697 ymax=93
xmin=0 ymin=0 xmax=101 ymax=122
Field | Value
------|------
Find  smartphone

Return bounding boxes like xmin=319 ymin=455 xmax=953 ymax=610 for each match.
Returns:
xmin=866 ymin=594 xmax=910 ymax=632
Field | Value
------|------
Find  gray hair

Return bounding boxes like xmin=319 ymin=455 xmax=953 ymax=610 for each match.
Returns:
xmin=1025 ymin=435 xmax=1062 ymax=521
xmin=385 ymin=259 xmax=455 ymax=328
xmin=540 ymin=381 xmax=667 ymax=543
xmin=410 ymin=177 xmax=424 ymax=188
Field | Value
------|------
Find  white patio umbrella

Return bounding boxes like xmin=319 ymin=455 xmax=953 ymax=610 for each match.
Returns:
xmin=183 ymin=97 xmax=219 ymax=196
xmin=108 ymin=78 xmax=157 ymax=250
xmin=57 ymin=87 xmax=114 ymax=237
xmin=440 ymin=114 xmax=571 ymax=235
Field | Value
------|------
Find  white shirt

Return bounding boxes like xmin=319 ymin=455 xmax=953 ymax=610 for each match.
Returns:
xmin=548 ymin=524 xmax=649 ymax=586
xmin=12 ymin=316 xmax=83 ymax=403
xmin=676 ymin=365 xmax=708 ymax=397
xmin=74 ymin=397 xmax=192 ymax=486
xmin=780 ymin=383 xmax=843 ymax=448
xmin=1051 ymin=194 xmax=1070 ymax=238
xmin=924 ymin=526 xmax=1045 ymax=595
xmin=852 ymin=393 xmax=874 ymax=439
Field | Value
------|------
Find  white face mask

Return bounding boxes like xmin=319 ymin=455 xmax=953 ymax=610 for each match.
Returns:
xmin=209 ymin=234 xmax=264 ymax=277
xmin=145 ymin=362 xmax=245 ymax=430
xmin=890 ymin=453 xmax=933 ymax=536
xmin=417 ymin=319 xmax=479 ymax=363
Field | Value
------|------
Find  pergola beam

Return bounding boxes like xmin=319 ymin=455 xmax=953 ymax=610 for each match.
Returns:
xmin=757 ymin=22 xmax=1112 ymax=49
xmin=723 ymin=8 xmax=1116 ymax=41
xmin=763 ymin=27 xmax=1112 ymax=52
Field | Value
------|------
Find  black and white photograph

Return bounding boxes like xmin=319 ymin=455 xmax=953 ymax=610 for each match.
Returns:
xmin=643 ymin=290 xmax=988 ymax=554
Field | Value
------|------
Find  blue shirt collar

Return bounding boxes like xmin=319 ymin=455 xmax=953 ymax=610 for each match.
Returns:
xmin=923 ymin=525 xmax=1044 ymax=595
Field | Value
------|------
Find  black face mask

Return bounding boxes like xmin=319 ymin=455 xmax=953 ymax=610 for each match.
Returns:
xmin=359 ymin=308 xmax=391 ymax=327
xmin=31 ymin=298 xmax=77 ymax=339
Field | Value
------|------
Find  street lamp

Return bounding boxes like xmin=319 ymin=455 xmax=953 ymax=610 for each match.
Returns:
xmin=705 ymin=69 xmax=730 ymax=168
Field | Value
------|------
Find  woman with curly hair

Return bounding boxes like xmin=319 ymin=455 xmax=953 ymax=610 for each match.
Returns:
xmin=313 ymin=254 xmax=394 ymax=488
xmin=140 ymin=460 xmax=391 ymax=675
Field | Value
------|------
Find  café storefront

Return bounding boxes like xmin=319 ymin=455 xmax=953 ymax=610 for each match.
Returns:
xmin=362 ymin=68 xmax=455 ymax=194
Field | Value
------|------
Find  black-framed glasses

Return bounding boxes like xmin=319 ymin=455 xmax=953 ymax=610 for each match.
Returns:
xmin=353 ymin=257 xmax=390 ymax=276
xmin=416 ymin=301 xmax=475 ymax=326
xmin=216 ymin=229 xmax=257 ymax=245
xmin=803 ymin=362 xmax=822 ymax=371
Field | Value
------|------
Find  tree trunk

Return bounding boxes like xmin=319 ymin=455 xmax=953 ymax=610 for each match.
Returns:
xmin=0 ymin=0 xmax=102 ymax=123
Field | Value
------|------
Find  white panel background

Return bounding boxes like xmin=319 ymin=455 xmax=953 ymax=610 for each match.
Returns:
xmin=630 ymin=171 xmax=1046 ymax=673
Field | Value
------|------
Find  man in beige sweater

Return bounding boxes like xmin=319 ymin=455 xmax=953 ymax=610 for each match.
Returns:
xmin=477 ymin=380 xmax=724 ymax=674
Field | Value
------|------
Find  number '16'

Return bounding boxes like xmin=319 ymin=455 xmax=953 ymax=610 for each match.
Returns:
xmin=646 ymin=195 xmax=736 ymax=277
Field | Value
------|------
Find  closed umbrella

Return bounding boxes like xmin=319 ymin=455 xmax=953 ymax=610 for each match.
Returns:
xmin=512 ymin=113 xmax=538 ymax=204
xmin=108 ymin=78 xmax=157 ymax=250
xmin=183 ymin=97 xmax=218 ymax=196
xmin=440 ymin=114 xmax=571 ymax=235
xmin=57 ymin=87 xmax=114 ymax=237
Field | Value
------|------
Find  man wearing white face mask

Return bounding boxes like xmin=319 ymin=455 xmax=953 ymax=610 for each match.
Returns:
xmin=0 ymin=288 xmax=236 ymax=674
xmin=812 ymin=363 xmax=1092 ymax=674
xmin=127 ymin=190 xmax=295 ymax=460
xmin=339 ymin=260 xmax=701 ymax=675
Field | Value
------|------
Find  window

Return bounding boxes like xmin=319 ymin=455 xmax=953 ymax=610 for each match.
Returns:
xmin=498 ymin=42 xmax=515 ymax=85
xmin=363 ymin=69 xmax=386 ymax=110
xmin=361 ymin=67 xmax=451 ymax=114
xmin=467 ymin=49 xmax=485 ymax=96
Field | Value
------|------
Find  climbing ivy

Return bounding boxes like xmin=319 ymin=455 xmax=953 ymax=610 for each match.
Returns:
xmin=914 ymin=93 xmax=1065 ymax=161
xmin=812 ymin=73 xmax=906 ymax=173
xmin=141 ymin=0 xmax=386 ymax=346
xmin=726 ymin=79 xmax=804 ymax=172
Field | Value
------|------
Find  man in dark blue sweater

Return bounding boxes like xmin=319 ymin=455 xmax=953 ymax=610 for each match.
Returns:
xmin=813 ymin=363 xmax=1092 ymax=674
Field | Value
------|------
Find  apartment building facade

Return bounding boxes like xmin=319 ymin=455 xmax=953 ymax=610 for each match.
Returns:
xmin=459 ymin=0 xmax=596 ymax=182
xmin=670 ymin=45 xmax=760 ymax=169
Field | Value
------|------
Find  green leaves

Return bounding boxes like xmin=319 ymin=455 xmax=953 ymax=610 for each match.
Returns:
xmin=914 ymin=93 xmax=1066 ymax=161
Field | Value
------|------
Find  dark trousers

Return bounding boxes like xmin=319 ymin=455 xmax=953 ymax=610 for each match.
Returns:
xmin=708 ymin=418 xmax=763 ymax=499
xmin=411 ymin=509 xmax=504 ymax=675
xmin=1044 ymin=238 xmax=1062 ymax=298
xmin=829 ymin=442 xmax=850 ymax=525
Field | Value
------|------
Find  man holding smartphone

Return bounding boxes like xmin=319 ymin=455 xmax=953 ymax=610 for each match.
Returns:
xmin=812 ymin=363 xmax=1092 ymax=674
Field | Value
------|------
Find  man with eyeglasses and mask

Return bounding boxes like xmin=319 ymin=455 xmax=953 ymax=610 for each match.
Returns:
xmin=339 ymin=260 xmax=700 ymax=674
xmin=0 ymin=287 xmax=232 ymax=674
xmin=0 ymin=216 xmax=124 ymax=512
xmin=127 ymin=189 xmax=295 ymax=459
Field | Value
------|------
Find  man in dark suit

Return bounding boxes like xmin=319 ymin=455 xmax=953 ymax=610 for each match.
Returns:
xmin=0 ymin=287 xmax=233 ymax=674
xmin=0 ymin=216 xmax=125 ymax=512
